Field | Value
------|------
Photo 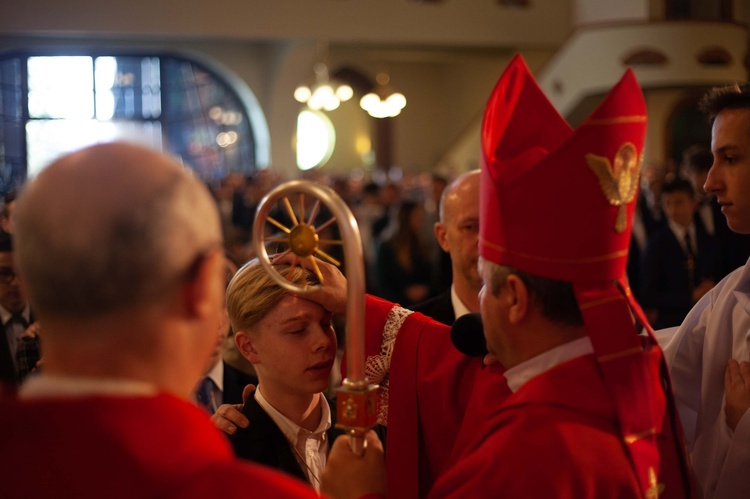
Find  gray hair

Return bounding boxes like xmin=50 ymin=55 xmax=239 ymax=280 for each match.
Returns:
xmin=481 ymin=258 xmax=583 ymax=327
xmin=15 ymin=143 xmax=221 ymax=319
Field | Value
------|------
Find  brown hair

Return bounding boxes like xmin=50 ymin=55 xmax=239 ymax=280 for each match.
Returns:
xmin=699 ymin=83 xmax=750 ymax=123
xmin=226 ymin=258 xmax=320 ymax=333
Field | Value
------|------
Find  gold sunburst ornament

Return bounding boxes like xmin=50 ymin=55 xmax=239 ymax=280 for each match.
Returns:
xmin=263 ymin=193 xmax=344 ymax=285
xmin=253 ymin=180 xmax=375 ymax=456
xmin=585 ymin=142 xmax=641 ymax=233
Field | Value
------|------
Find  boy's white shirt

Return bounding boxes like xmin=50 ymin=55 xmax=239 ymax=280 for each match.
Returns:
xmin=255 ymin=385 xmax=331 ymax=491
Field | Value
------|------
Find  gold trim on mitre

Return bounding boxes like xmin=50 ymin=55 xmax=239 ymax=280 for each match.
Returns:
xmin=586 ymin=143 xmax=641 ymax=233
xmin=480 ymin=237 xmax=629 ymax=264
xmin=583 ymin=115 xmax=647 ymax=126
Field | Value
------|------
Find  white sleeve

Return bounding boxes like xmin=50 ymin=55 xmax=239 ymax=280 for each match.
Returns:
xmin=661 ymin=289 xmax=713 ymax=451
xmin=713 ymin=410 xmax=750 ymax=499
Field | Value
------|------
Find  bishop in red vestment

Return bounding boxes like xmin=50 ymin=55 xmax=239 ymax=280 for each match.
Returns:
xmin=331 ymin=55 xmax=694 ymax=498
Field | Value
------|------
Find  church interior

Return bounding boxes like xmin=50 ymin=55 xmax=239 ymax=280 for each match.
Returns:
xmin=1 ymin=0 xmax=747 ymax=183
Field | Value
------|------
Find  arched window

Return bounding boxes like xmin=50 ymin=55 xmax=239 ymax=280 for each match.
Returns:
xmin=0 ymin=53 xmax=262 ymax=194
xmin=296 ymin=109 xmax=335 ymax=171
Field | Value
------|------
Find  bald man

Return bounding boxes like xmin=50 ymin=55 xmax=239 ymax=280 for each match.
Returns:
xmin=0 ymin=143 xmax=382 ymax=499
xmin=411 ymin=170 xmax=481 ymax=324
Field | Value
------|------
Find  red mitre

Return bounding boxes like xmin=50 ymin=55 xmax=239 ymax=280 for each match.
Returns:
xmin=480 ymin=54 xmax=643 ymax=282
xmin=480 ymin=55 xmax=692 ymax=497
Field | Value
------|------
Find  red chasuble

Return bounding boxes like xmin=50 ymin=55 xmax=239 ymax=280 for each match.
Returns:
xmin=360 ymin=295 xmax=689 ymax=499
xmin=353 ymin=54 xmax=691 ymax=498
xmin=360 ymin=295 xmax=510 ymax=499
xmin=431 ymin=354 xmax=688 ymax=498
xmin=0 ymin=392 xmax=319 ymax=498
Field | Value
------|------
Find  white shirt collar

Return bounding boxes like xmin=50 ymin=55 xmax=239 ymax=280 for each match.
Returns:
xmin=205 ymin=359 xmax=224 ymax=392
xmin=255 ymin=386 xmax=331 ymax=441
xmin=0 ymin=303 xmax=30 ymax=325
xmin=450 ymin=284 xmax=471 ymax=320
xmin=667 ymin=219 xmax=696 ymax=252
xmin=255 ymin=386 xmax=331 ymax=491
xmin=19 ymin=374 xmax=158 ymax=399
xmin=503 ymin=336 xmax=594 ymax=393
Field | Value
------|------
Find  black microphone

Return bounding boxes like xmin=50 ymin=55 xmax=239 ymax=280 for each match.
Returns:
xmin=450 ymin=312 xmax=488 ymax=357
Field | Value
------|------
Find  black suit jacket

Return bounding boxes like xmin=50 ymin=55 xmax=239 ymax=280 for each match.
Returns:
xmin=1 ymin=311 xmax=38 ymax=388
xmin=410 ymin=290 xmax=456 ymax=325
xmin=641 ymin=224 xmax=722 ymax=329
xmin=229 ymin=394 xmax=344 ymax=485
xmin=222 ymin=361 xmax=258 ymax=406
xmin=0 ymin=331 xmax=14 ymax=389
xmin=695 ymin=200 xmax=750 ymax=277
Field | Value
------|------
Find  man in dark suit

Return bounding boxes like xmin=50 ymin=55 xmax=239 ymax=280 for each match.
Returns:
xmin=0 ymin=236 xmax=38 ymax=388
xmin=198 ymin=357 xmax=258 ymax=414
xmin=0 ymin=190 xmax=17 ymax=238
xmin=196 ymin=300 xmax=258 ymax=414
xmin=641 ymin=178 xmax=722 ymax=329
xmin=411 ymin=170 xmax=481 ymax=324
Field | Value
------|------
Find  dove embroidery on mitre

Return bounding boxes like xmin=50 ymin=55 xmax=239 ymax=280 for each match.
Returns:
xmin=585 ymin=142 xmax=641 ymax=233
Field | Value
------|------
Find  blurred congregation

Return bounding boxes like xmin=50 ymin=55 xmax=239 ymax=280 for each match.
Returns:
xmin=208 ymin=147 xmax=750 ymax=332
xmin=211 ymin=169 xmax=451 ymax=306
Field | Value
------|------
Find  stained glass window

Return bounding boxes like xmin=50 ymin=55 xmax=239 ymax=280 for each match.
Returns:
xmin=0 ymin=53 xmax=258 ymax=194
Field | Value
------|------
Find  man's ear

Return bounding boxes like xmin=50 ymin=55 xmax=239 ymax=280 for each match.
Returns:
xmin=504 ymin=274 xmax=529 ymax=325
xmin=434 ymin=222 xmax=449 ymax=253
xmin=184 ymin=248 xmax=224 ymax=320
xmin=234 ymin=330 xmax=261 ymax=365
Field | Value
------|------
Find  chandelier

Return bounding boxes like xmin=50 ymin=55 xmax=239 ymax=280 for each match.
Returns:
xmin=294 ymin=61 xmax=353 ymax=112
xmin=359 ymin=73 xmax=406 ymax=119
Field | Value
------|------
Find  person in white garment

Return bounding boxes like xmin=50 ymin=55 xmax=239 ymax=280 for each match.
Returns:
xmin=663 ymin=82 xmax=750 ymax=499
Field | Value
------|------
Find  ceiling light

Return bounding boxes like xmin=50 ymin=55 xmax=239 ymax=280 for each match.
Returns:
xmin=360 ymin=73 xmax=406 ymax=118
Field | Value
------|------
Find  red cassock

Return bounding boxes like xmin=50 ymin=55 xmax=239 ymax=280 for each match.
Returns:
xmin=0 ymin=392 xmax=318 ymax=498
xmin=360 ymin=295 xmax=689 ymax=499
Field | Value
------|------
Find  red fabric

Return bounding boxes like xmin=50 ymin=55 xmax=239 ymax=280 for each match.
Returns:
xmin=387 ymin=308 xmax=422 ymax=499
xmin=0 ymin=392 xmax=318 ymax=498
xmin=354 ymin=296 xmax=509 ymax=499
xmin=430 ymin=354 xmax=689 ymax=498
xmin=359 ymin=295 xmax=689 ymax=498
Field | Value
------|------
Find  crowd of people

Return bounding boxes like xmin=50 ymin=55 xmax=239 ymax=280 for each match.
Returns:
xmin=2 ymin=54 xmax=750 ymax=498
xmin=210 ymin=138 xmax=750 ymax=334
xmin=210 ymin=167 xmax=454 ymax=308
